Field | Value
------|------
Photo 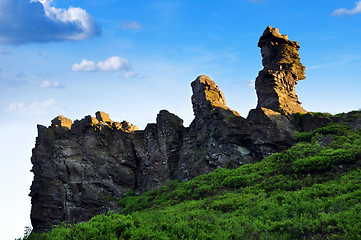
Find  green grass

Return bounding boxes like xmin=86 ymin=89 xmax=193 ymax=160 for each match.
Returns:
xmin=25 ymin=123 xmax=361 ymax=240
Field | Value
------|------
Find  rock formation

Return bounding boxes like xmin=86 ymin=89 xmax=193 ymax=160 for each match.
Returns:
xmin=242 ymin=26 xmax=309 ymax=157
xmin=247 ymin=107 xmax=297 ymax=157
xmin=177 ymin=76 xmax=255 ymax=181
xmin=30 ymin=115 xmax=139 ymax=231
xmin=30 ymin=76 xmax=258 ymax=232
xmin=30 ymin=26 xmax=321 ymax=232
xmin=256 ymin=26 xmax=307 ymax=115
xmin=191 ymin=75 xmax=240 ymax=118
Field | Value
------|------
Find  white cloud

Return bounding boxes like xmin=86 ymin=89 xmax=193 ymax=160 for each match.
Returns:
xmin=40 ymin=80 xmax=62 ymax=88
xmin=39 ymin=0 xmax=99 ymax=40
xmin=121 ymin=21 xmax=142 ymax=29
xmin=72 ymin=59 xmax=96 ymax=72
xmin=97 ymin=56 xmax=131 ymax=71
xmin=332 ymin=1 xmax=361 ymax=16
xmin=72 ymin=56 xmax=131 ymax=72
xmin=6 ymin=99 xmax=57 ymax=114
xmin=0 ymin=0 xmax=100 ymax=44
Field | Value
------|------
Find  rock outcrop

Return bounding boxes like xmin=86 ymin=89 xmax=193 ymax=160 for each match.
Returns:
xmin=243 ymin=26 xmax=309 ymax=157
xmin=247 ymin=107 xmax=297 ymax=157
xmin=30 ymin=115 xmax=139 ymax=231
xmin=30 ymin=26 xmax=319 ymax=232
xmin=176 ymin=76 xmax=255 ymax=181
xmin=256 ymin=26 xmax=307 ymax=115
xmin=30 ymin=76 xmax=258 ymax=232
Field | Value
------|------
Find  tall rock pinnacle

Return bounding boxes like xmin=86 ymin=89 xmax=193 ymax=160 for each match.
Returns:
xmin=255 ymin=26 xmax=307 ymax=115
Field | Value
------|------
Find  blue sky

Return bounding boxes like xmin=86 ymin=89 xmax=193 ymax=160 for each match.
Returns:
xmin=1 ymin=0 xmax=361 ymax=238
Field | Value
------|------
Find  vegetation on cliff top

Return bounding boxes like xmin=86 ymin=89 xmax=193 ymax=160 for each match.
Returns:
xmin=24 ymin=122 xmax=361 ymax=239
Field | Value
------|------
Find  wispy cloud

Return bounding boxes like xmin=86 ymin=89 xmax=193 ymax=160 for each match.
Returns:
xmin=307 ymin=55 xmax=361 ymax=70
xmin=121 ymin=21 xmax=142 ymax=29
xmin=40 ymin=80 xmax=63 ymax=88
xmin=0 ymin=70 xmax=29 ymax=87
xmin=235 ymin=79 xmax=256 ymax=89
xmin=6 ymin=99 xmax=58 ymax=114
xmin=248 ymin=80 xmax=255 ymax=88
xmin=154 ymin=1 xmax=181 ymax=17
xmin=121 ymin=71 xmax=138 ymax=78
xmin=72 ymin=56 xmax=131 ymax=72
xmin=0 ymin=0 xmax=100 ymax=44
xmin=332 ymin=1 xmax=361 ymax=16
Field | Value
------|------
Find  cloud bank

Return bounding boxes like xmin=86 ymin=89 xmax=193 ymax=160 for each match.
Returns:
xmin=332 ymin=1 xmax=361 ymax=16
xmin=72 ymin=56 xmax=131 ymax=72
xmin=0 ymin=0 xmax=100 ymax=44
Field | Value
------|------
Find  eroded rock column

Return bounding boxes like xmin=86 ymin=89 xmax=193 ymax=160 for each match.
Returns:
xmin=256 ymin=26 xmax=307 ymax=115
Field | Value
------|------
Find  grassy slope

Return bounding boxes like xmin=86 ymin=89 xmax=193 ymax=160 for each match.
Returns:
xmin=26 ymin=123 xmax=361 ymax=240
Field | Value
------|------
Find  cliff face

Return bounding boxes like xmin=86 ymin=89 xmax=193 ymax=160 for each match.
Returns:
xmin=30 ymin=27 xmax=313 ymax=232
xmin=30 ymin=76 xmax=259 ymax=232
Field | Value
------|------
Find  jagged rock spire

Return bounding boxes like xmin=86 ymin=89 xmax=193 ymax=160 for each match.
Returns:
xmin=255 ymin=26 xmax=307 ymax=115
xmin=191 ymin=75 xmax=240 ymax=118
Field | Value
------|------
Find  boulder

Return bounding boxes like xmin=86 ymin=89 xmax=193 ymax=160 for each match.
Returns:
xmin=51 ymin=116 xmax=72 ymax=130
xmin=50 ymin=116 xmax=72 ymax=138
xmin=95 ymin=111 xmax=111 ymax=123
xmin=71 ymin=115 xmax=99 ymax=135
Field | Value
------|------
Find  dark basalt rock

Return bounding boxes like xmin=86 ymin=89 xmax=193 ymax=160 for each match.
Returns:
xmin=247 ymin=108 xmax=296 ymax=157
xmin=31 ymin=27 xmax=354 ymax=233
xmin=30 ymin=76 xmax=259 ymax=232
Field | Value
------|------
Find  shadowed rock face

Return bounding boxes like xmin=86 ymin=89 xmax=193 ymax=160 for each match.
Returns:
xmin=256 ymin=26 xmax=307 ymax=115
xmin=30 ymin=76 xmax=258 ymax=233
xmin=30 ymin=27 xmax=322 ymax=233
xmin=30 ymin=116 xmax=140 ymax=231
xmin=178 ymin=76 xmax=255 ymax=181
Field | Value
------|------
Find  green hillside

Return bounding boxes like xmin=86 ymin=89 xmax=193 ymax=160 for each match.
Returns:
xmin=24 ymin=121 xmax=361 ymax=240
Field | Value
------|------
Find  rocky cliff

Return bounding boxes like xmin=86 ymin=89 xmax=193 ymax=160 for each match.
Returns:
xmin=30 ymin=26 xmax=337 ymax=232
